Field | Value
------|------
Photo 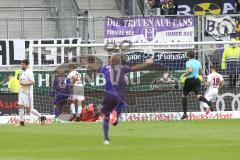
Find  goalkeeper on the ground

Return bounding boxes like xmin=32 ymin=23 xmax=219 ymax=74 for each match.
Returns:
xmin=80 ymin=103 xmax=101 ymax=122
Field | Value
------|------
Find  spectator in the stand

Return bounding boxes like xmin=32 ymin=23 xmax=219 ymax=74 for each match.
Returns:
xmin=148 ymin=0 xmax=177 ymax=15
xmin=221 ymin=38 xmax=240 ymax=87
xmin=148 ymin=0 xmax=160 ymax=8
xmin=236 ymin=0 xmax=240 ymax=12
xmin=160 ymin=0 xmax=178 ymax=15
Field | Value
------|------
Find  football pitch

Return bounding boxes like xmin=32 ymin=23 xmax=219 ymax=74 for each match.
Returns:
xmin=0 ymin=120 xmax=239 ymax=160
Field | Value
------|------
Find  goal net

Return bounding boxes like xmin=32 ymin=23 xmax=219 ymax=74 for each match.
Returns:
xmin=1 ymin=41 xmax=240 ymax=122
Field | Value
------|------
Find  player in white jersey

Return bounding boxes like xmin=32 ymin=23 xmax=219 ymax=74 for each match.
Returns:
xmin=201 ymin=65 xmax=224 ymax=114
xmin=67 ymin=64 xmax=85 ymax=122
xmin=17 ymin=59 xmax=46 ymax=126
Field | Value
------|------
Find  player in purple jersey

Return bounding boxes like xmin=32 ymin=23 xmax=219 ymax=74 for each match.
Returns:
xmin=85 ymin=54 xmax=153 ymax=144
xmin=51 ymin=69 xmax=74 ymax=121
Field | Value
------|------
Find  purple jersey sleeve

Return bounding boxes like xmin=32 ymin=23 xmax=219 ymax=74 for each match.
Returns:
xmin=122 ymin=65 xmax=131 ymax=73
xmin=98 ymin=66 xmax=106 ymax=73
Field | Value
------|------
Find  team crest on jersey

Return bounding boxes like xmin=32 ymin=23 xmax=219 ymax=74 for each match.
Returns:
xmin=193 ymin=3 xmax=221 ymax=15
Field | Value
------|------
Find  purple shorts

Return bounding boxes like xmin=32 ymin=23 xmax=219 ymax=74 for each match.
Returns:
xmin=101 ymin=93 xmax=125 ymax=116
xmin=54 ymin=94 xmax=69 ymax=105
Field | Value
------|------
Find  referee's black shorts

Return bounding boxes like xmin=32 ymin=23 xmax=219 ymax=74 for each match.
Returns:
xmin=183 ymin=77 xmax=201 ymax=96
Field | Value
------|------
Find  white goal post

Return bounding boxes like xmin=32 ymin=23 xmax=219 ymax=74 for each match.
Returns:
xmin=26 ymin=41 xmax=240 ymax=121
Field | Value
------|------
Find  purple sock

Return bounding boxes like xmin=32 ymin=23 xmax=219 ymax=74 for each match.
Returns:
xmin=53 ymin=108 xmax=60 ymax=118
xmin=103 ymin=117 xmax=109 ymax=141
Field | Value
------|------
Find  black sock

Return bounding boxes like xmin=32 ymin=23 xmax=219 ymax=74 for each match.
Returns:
xmin=199 ymin=96 xmax=211 ymax=107
xmin=20 ymin=121 xmax=24 ymax=126
xmin=182 ymin=97 xmax=188 ymax=114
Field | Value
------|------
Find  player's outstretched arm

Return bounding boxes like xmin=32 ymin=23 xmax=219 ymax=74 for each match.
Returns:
xmin=130 ymin=58 xmax=153 ymax=71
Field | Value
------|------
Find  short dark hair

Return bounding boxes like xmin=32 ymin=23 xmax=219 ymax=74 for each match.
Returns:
xmin=210 ymin=65 xmax=216 ymax=70
xmin=21 ymin=59 xmax=29 ymax=65
xmin=187 ymin=51 xmax=195 ymax=59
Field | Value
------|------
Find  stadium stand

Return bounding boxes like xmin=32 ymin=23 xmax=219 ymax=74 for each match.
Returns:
xmin=77 ymin=0 xmax=122 ymax=43
xmin=0 ymin=0 xmax=83 ymax=39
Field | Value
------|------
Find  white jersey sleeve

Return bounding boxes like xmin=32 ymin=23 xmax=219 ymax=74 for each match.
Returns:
xmin=19 ymin=68 xmax=34 ymax=94
xmin=27 ymin=69 xmax=35 ymax=82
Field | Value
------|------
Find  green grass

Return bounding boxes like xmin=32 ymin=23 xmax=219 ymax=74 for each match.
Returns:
xmin=0 ymin=120 xmax=239 ymax=160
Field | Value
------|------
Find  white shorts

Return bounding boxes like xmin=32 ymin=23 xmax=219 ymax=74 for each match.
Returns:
xmin=201 ymin=89 xmax=218 ymax=109
xmin=205 ymin=89 xmax=218 ymax=102
xmin=71 ymin=84 xmax=84 ymax=101
xmin=18 ymin=92 xmax=31 ymax=107
xmin=71 ymin=95 xmax=85 ymax=101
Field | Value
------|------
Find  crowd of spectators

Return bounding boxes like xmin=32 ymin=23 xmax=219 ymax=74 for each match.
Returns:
xmin=148 ymin=0 xmax=240 ymax=15
xmin=148 ymin=0 xmax=177 ymax=15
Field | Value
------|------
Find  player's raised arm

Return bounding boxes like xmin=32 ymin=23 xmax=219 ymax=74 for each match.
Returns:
xmin=130 ymin=58 xmax=153 ymax=71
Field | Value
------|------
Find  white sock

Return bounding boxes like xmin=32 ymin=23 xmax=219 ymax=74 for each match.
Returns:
xmin=71 ymin=103 xmax=76 ymax=114
xmin=77 ymin=105 xmax=82 ymax=117
xmin=30 ymin=108 xmax=42 ymax=118
xmin=19 ymin=108 xmax=24 ymax=122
